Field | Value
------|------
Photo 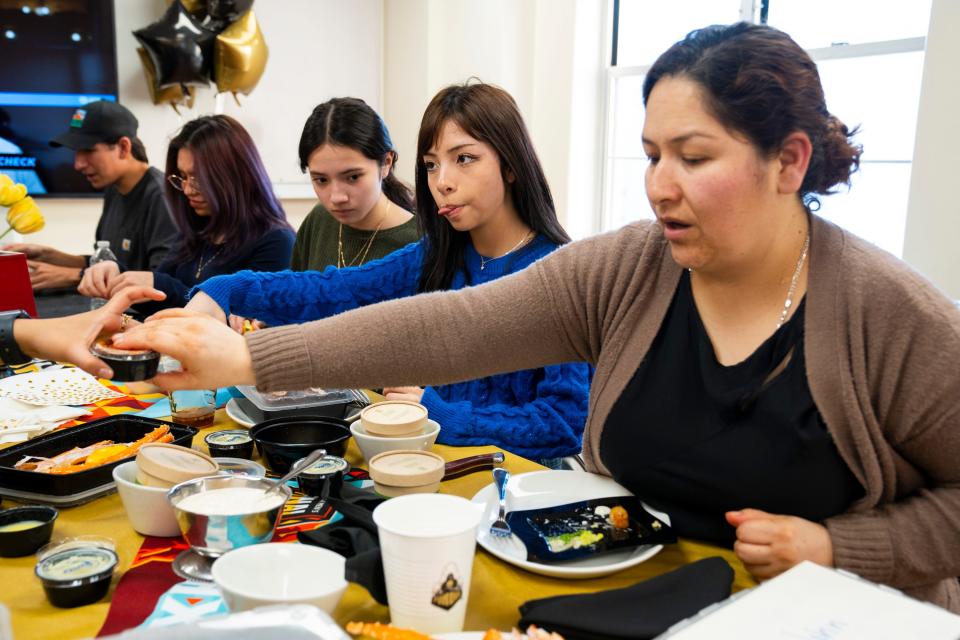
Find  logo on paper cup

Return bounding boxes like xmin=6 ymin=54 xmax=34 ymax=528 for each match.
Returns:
xmin=430 ymin=565 xmax=463 ymax=610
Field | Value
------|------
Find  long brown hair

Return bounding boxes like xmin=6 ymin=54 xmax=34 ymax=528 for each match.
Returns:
xmin=415 ymin=81 xmax=570 ymax=293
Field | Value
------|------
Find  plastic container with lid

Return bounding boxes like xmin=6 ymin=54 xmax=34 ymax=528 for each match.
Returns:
xmin=234 ymin=385 xmax=367 ymax=423
xmin=368 ymin=449 xmax=445 ymax=497
xmin=136 ymin=443 xmax=219 ymax=489
xmin=297 ymin=454 xmax=349 ymax=499
xmin=204 ymin=430 xmax=255 ymax=459
xmin=90 ymin=340 xmax=160 ymax=382
xmin=35 ymin=536 xmax=118 ymax=608
xmin=360 ymin=401 xmax=428 ymax=437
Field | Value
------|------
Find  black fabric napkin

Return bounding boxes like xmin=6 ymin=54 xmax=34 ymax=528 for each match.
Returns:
xmin=518 ymin=556 xmax=734 ymax=640
xmin=297 ymin=482 xmax=389 ymax=604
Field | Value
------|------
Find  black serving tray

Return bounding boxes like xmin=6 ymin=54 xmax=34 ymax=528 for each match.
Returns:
xmin=0 ymin=415 xmax=196 ymax=507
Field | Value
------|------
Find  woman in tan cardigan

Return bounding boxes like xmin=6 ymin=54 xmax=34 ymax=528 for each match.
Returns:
xmin=116 ymin=23 xmax=960 ymax=610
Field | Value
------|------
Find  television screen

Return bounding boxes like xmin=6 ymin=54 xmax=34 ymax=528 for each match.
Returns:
xmin=0 ymin=0 xmax=118 ymax=197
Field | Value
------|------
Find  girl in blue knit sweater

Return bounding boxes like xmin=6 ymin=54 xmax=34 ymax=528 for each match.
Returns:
xmin=184 ymin=82 xmax=590 ymax=461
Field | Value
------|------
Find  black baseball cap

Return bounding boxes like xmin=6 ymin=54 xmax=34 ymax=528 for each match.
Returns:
xmin=49 ymin=100 xmax=139 ymax=150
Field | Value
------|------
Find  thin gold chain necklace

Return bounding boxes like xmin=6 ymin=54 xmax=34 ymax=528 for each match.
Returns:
xmin=337 ymin=203 xmax=390 ymax=268
xmin=479 ymin=230 xmax=535 ymax=271
xmin=195 ymin=245 xmax=224 ymax=279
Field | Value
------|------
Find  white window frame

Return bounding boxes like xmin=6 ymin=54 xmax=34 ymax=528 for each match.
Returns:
xmin=598 ymin=1 xmax=927 ymax=235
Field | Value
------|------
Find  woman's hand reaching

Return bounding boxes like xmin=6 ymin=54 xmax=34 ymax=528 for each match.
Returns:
xmin=112 ymin=308 xmax=256 ymax=390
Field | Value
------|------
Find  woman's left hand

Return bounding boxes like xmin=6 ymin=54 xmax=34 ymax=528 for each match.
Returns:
xmin=726 ymin=508 xmax=834 ymax=580
xmin=107 ymin=271 xmax=154 ymax=297
xmin=383 ymin=386 xmax=424 ymax=402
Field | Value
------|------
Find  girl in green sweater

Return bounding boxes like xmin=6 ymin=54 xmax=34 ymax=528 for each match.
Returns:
xmin=291 ymin=98 xmax=419 ymax=272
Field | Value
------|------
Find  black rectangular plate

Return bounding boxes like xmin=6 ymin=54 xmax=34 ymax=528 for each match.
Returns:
xmin=506 ymin=495 xmax=676 ymax=564
xmin=0 ymin=415 xmax=196 ymax=505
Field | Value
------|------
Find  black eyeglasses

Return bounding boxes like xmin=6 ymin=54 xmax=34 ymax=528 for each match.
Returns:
xmin=167 ymin=174 xmax=201 ymax=193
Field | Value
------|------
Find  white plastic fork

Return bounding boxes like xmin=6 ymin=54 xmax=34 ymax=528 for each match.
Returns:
xmin=489 ymin=468 xmax=512 ymax=537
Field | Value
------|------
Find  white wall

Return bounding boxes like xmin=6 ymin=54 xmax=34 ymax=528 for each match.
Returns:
xmin=29 ymin=0 xmax=383 ymax=254
xmin=383 ymin=0 xmax=607 ymax=239
xmin=902 ymin=0 xmax=960 ymax=299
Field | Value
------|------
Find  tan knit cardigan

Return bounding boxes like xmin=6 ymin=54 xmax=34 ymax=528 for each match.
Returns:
xmin=248 ymin=216 xmax=960 ymax=610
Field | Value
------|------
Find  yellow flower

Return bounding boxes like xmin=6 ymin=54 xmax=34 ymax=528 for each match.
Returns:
xmin=3 ymin=197 xmax=44 ymax=236
xmin=0 ymin=180 xmax=27 ymax=207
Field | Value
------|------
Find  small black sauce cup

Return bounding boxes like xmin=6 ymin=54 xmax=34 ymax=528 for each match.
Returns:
xmin=204 ymin=429 xmax=255 ymax=459
xmin=90 ymin=341 xmax=160 ymax=382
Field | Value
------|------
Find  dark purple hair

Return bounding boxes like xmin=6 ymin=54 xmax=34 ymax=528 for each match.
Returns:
xmin=164 ymin=115 xmax=291 ymax=263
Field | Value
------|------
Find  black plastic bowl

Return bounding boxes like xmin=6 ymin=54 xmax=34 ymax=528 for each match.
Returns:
xmin=0 ymin=505 xmax=58 ymax=557
xmin=250 ymin=416 xmax=351 ymax=473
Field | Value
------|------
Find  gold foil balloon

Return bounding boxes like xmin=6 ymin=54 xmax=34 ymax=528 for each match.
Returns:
xmin=137 ymin=47 xmax=196 ymax=113
xmin=214 ymin=10 xmax=268 ymax=97
xmin=177 ymin=0 xmax=207 ymax=16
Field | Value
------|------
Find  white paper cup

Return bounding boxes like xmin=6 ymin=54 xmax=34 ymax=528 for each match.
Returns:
xmin=373 ymin=493 xmax=482 ymax=633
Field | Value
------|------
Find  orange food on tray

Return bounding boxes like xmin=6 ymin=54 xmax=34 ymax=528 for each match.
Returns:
xmin=13 ymin=425 xmax=173 ymax=474
xmin=344 ymin=622 xmax=565 ymax=640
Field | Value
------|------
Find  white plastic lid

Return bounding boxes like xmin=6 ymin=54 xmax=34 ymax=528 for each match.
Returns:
xmin=236 ymin=385 xmax=361 ymax=411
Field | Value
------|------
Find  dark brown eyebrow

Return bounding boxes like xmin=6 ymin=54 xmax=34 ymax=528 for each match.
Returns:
xmin=641 ymin=132 xmax=717 ymax=146
xmin=309 ymin=168 xmax=365 ymax=178
xmin=424 ymin=142 xmax=480 ymax=158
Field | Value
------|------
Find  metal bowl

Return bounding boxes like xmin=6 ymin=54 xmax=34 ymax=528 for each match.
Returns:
xmin=166 ymin=475 xmax=290 ymax=557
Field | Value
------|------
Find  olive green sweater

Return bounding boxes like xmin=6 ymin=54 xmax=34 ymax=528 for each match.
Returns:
xmin=248 ymin=216 xmax=960 ymax=610
xmin=290 ymin=203 xmax=420 ymax=271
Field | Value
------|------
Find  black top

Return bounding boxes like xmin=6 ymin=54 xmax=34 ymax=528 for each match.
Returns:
xmin=132 ymin=227 xmax=296 ymax=316
xmin=600 ymin=271 xmax=863 ymax=545
xmin=94 ymin=167 xmax=179 ymax=271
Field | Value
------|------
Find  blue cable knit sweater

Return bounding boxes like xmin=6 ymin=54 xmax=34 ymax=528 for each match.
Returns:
xmin=196 ymin=236 xmax=590 ymax=459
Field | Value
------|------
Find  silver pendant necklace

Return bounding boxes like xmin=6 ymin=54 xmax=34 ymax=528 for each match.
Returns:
xmin=479 ymin=230 xmax=534 ymax=271
xmin=775 ymin=234 xmax=810 ymax=329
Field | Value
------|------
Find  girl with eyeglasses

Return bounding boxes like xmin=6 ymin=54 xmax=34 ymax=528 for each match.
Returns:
xmin=78 ymin=115 xmax=294 ymax=314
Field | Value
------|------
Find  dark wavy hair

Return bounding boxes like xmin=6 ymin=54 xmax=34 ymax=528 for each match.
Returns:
xmin=415 ymin=81 xmax=570 ymax=293
xmin=164 ymin=115 xmax=291 ymax=264
xmin=298 ymin=97 xmax=414 ymax=212
xmin=643 ymin=22 xmax=862 ymax=209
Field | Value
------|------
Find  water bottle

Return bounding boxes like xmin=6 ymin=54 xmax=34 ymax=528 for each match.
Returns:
xmin=89 ymin=240 xmax=118 ymax=310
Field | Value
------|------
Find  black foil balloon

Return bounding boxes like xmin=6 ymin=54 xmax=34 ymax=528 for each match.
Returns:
xmin=207 ymin=0 xmax=254 ymax=22
xmin=134 ymin=1 xmax=216 ymax=88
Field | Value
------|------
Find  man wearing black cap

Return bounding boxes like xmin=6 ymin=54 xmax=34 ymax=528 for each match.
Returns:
xmin=2 ymin=100 xmax=177 ymax=291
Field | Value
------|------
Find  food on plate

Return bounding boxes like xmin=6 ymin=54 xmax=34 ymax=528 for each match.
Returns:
xmin=345 ymin=621 xmax=431 ymax=640
xmin=343 ymin=621 xmax=565 ymax=640
xmin=14 ymin=425 xmax=173 ymax=474
xmin=484 ymin=627 xmax=566 ymax=639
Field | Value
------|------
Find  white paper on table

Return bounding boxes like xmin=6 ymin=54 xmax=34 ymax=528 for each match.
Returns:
xmin=0 ymin=366 xmax=123 ymax=406
xmin=0 ymin=396 xmax=90 ymax=443
xmin=658 ymin=561 xmax=960 ymax=640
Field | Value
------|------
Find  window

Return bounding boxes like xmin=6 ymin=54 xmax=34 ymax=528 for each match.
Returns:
xmin=603 ymin=0 xmax=931 ymax=257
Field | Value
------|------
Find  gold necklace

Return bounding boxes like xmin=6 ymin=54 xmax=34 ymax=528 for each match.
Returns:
xmin=195 ymin=245 xmax=223 ymax=279
xmin=337 ymin=203 xmax=390 ymax=268
xmin=479 ymin=230 xmax=534 ymax=271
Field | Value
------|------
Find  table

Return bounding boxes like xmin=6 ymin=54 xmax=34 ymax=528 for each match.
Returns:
xmin=2 ymin=409 xmax=757 ymax=639
xmin=34 ymin=290 xmax=90 ymax=319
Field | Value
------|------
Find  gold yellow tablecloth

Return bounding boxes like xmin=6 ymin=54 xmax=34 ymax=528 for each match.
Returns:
xmin=2 ymin=409 xmax=756 ymax=639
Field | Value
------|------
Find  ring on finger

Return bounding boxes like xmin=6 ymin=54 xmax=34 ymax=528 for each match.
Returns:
xmin=120 ymin=313 xmax=132 ymax=331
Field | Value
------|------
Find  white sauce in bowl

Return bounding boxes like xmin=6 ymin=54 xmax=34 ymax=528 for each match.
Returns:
xmin=175 ymin=487 xmax=286 ymax=516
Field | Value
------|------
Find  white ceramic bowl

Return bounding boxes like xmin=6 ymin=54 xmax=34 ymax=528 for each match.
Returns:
xmin=211 ymin=543 xmax=347 ymax=613
xmin=350 ymin=419 xmax=440 ymax=461
xmin=112 ymin=461 xmax=181 ymax=537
